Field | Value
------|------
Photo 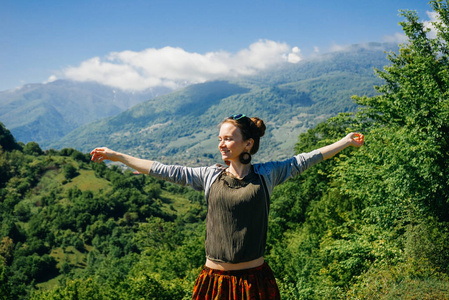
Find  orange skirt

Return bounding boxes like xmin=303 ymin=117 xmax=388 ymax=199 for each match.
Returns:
xmin=192 ymin=262 xmax=281 ymax=300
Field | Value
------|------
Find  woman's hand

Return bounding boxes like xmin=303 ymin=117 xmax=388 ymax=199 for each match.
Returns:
xmin=319 ymin=132 xmax=364 ymax=160
xmin=91 ymin=147 xmax=154 ymax=174
xmin=346 ymin=132 xmax=364 ymax=148
xmin=90 ymin=147 xmax=120 ymax=163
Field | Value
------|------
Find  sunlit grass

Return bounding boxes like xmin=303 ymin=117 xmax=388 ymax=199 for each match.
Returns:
xmin=64 ymin=169 xmax=111 ymax=193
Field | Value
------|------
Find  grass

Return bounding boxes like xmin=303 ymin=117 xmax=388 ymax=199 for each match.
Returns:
xmin=386 ymin=278 xmax=449 ymax=300
xmin=38 ymin=246 xmax=89 ymax=291
xmin=64 ymin=169 xmax=111 ymax=193
xmin=159 ymin=190 xmax=196 ymax=215
xmin=50 ymin=246 xmax=88 ymax=268
xmin=348 ymin=262 xmax=449 ymax=300
xmin=359 ymin=278 xmax=449 ymax=300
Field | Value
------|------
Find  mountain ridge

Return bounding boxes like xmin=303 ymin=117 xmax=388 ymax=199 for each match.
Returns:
xmin=51 ymin=43 xmax=395 ymax=166
xmin=0 ymin=80 xmax=173 ymax=148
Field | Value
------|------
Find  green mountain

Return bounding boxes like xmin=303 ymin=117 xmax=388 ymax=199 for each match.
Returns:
xmin=0 ymin=80 xmax=171 ymax=148
xmin=51 ymin=43 xmax=393 ymax=165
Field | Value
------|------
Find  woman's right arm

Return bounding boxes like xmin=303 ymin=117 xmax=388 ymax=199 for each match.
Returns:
xmin=91 ymin=147 xmax=154 ymax=174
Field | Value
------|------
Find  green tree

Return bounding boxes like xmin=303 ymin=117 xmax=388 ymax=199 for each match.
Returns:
xmin=337 ymin=1 xmax=449 ymax=296
xmin=0 ymin=122 xmax=21 ymax=152
xmin=63 ymin=164 xmax=79 ymax=181
xmin=352 ymin=1 xmax=449 ymax=221
xmin=269 ymin=2 xmax=449 ymax=298
xmin=23 ymin=142 xmax=43 ymax=156
xmin=0 ymin=262 xmax=12 ymax=299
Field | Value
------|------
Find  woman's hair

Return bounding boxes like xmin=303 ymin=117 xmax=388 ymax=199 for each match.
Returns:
xmin=222 ymin=115 xmax=266 ymax=155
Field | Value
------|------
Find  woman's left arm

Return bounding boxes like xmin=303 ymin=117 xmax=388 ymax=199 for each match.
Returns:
xmin=318 ymin=132 xmax=364 ymax=160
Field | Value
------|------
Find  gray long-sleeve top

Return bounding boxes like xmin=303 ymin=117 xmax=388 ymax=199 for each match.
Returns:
xmin=149 ymin=150 xmax=323 ymax=202
xmin=149 ymin=150 xmax=323 ymax=263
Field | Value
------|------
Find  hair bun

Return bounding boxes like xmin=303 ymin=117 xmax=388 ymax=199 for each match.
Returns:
xmin=250 ymin=117 xmax=266 ymax=137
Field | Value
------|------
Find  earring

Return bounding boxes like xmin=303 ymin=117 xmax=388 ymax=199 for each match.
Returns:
xmin=239 ymin=152 xmax=252 ymax=164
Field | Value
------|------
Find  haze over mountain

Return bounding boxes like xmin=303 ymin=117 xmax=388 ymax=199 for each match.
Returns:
xmin=48 ymin=43 xmax=395 ymax=166
xmin=0 ymin=81 xmax=172 ymax=148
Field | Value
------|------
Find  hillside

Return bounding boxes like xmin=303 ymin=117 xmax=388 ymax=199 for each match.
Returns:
xmin=51 ymin=43 xmax=394 ymax=165
xmin=0 ymin=123 xmax=206 ymax=299
xmin=0 ymin=80 xmax=172 ymax=148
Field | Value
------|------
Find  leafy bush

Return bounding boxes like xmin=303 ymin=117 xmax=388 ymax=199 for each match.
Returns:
xmin=63 ymin=164 xmax=78 ymax=180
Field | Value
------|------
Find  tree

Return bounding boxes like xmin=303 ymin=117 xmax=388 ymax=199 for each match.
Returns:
xmin=268 ymin=2 xmax=449 ymax=297
xmin=63 ymin=164 xmax=79 ymax=181
xmin=23 ymin=142 xmax=44 ymax=156
xmin=352 ymin=0 xmax=449 ymax=221
xmin=335 ymin=1 xmax=449 ymax=296
xmin=0 ymin=262 xmax=11 ymax=299
xmin=0 ymin=123 xmax=21 ymax=152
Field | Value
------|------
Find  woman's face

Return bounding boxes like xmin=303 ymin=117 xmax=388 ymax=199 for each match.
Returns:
xmin=218 ymin=122 xmax=252 ymax=164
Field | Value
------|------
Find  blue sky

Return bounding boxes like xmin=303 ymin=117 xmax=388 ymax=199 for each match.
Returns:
xmin=0 ymin=0 xmax=434 ymax=91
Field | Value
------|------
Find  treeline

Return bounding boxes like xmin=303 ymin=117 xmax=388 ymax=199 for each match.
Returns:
xmin=1 ymin=1 xmax=449 ymax=299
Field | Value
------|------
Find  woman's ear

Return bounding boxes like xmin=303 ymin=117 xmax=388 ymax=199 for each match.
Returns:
xmin=245 ymin=138 xmax=254 ymax=152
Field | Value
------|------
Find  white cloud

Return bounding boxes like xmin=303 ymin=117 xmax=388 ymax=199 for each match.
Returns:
xmin=329 ymin=43 xmax=347 ymax=52
xmin=45 ymin=75 xmax=58 ymax=84
xmin=287 ymin=46 xmax=302 ymax=63
xmin=61 ymin=40 xmax=302 ymax=91
xmin=382 ymin=32 xmax=408 ymax=44
xmin=423 ymin=11 xmax=439 ymax=39
xmin=383 ymin=10 xmax=440 ymax=43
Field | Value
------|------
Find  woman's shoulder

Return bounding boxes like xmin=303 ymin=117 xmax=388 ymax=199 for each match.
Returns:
xmin=253 ymin=157 xmax=295 ymax=172
xmin=253 ymin=150 xmax=323 ymax=175
xmin=200 ymin=163 xmax=227 ymax=178
xmin=206 ymin=163 xmax=227 ymax=172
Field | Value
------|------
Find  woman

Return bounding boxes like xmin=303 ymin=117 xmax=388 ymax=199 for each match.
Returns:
xmin=91 ymin=114 xmax=364 ymax=299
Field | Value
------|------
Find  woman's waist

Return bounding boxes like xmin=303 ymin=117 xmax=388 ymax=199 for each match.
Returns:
xmin=205 ymin=256 xmax=264 ymax=271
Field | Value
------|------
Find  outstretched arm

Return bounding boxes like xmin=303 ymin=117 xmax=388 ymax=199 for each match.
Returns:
xmin=318 ymin=133 xmax=364 ymax=160
xmin=90 ymin=147 xmax=154 ymax=174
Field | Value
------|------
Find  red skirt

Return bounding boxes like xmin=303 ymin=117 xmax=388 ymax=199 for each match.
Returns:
xmin=192 ymin=262 xmax=281 ymax=300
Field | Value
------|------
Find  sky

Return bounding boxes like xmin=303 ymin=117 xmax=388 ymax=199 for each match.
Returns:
xmin=0 ymin=0 xmax=435 ymax=92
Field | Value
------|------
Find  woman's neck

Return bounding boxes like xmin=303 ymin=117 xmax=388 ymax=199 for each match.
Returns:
xmin=228 ymin=163 xmax=252 ymax=179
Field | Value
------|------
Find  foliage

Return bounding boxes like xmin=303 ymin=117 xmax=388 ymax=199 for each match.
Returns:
xmin=0 ymin=132 xmax=205 ymax=299
xmin=266 ymin=2 xmax=449 ymax=298
xmin=23 ymin=142 xmax=44 ymax=156
xmin=0 ymin=123 xmax=21 ymax=152
xmin=62 ymin=164 xmax=78 ymax=181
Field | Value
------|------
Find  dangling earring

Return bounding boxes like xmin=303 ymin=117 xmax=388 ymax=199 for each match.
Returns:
xmin=239 ymin=152 xmax=252 ymax=164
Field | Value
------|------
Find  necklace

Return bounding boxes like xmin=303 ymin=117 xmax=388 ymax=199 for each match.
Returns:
xmin=226 ymin=165 xmax=252 ymax=180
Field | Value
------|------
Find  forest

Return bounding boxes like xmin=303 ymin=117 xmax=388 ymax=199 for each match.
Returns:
xmin=1 ymin=1 xmax=449 ymax=299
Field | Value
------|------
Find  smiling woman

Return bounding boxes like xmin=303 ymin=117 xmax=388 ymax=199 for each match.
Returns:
xmin=90 ymin=114 xmax=363 ymax=299
xmin=218 ymin=114 xmax=266 ymax=168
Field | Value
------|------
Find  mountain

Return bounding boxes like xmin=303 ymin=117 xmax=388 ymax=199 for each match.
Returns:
xmin=0 ymin=80 xmax=172 ymax=148
xmin=51 ymin=43 xmax=395 ymax=166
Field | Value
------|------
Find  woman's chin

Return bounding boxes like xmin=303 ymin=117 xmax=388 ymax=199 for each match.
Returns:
xmin=221 ymin=155 xmax=233 ymax=163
